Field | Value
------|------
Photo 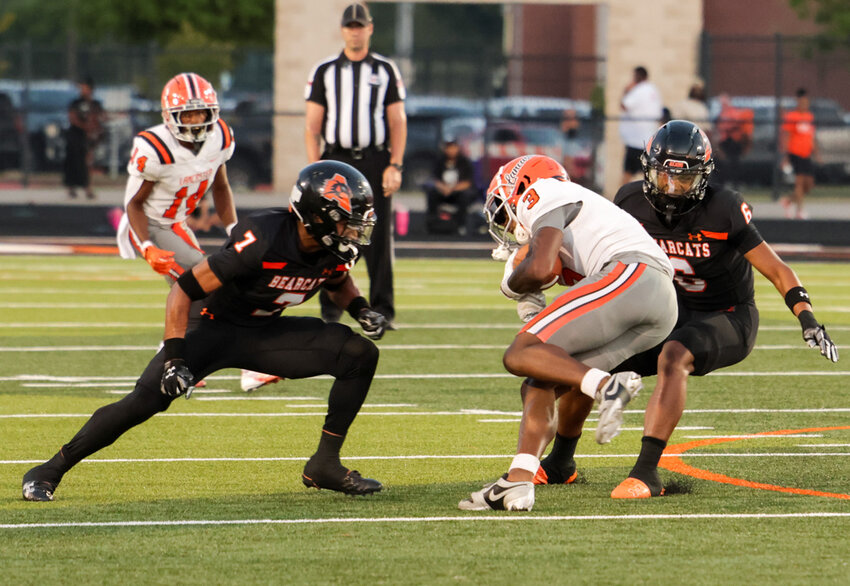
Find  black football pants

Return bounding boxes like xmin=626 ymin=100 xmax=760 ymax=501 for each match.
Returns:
xmin=55 ymin=315 xmax=379 ymax=473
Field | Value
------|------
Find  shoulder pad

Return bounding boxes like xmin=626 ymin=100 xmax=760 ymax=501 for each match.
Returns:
xmin=216 ymin=119 xmax=234 ymax=151
xmin=136 ymin=130 xmax=175 ymax=165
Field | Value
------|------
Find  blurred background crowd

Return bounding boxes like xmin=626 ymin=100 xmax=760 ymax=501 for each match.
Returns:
xmin=1 ymin=0 xmax=848 ymax=207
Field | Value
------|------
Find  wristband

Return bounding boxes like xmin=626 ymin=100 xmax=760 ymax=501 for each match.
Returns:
xmin=140 ymin=240 xmax=154 ymax=253
xmin=784 ymin=286 xmax=811 ymax=311
xmin=346 ymin=296 xmax=370 ymax=319
xmin=163 ymin=337 xmax=187 ymax=361
xmin=390 ymin=163 xmax=403 ymax=172
xmin=177 ymin=269 xmax=207 ymax=301
xmin=797 ymin=310 xmax=818 ymax=331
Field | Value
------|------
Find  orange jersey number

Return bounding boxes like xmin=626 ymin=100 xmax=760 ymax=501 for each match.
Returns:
xmin=163 ymin=180 xmax=209 ymax=220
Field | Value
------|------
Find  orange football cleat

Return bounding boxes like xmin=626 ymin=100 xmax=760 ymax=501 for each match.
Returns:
xmin=610 ymin=477 xmax=665 ymax=499
xmin=533 ymin=465 xmax=577 ymax=486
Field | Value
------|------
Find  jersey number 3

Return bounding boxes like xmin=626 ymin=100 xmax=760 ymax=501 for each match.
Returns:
xmin=669 ymin=256 xmax=706 ymax=293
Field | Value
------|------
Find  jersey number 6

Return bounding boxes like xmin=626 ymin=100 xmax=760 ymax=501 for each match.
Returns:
xmin=669 ymin=256 xmax=707 ymax=293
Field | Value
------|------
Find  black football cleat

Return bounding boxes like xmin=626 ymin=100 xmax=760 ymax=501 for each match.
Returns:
xmin=534 ymin=457 xmax=578 ymax=485
xmin=22 ymin=463 xmax=63 ymax=502
xmin=22 ymin=479 xmax=56 ymax=502
xmin=302 ymin=461 xmax=383 ymax=496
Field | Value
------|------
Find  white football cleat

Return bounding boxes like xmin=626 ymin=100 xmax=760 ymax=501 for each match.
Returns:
xmin=595 ymin=371 xmax=642 ymax=444
xmin=240 ymin=370 xmax=282 ymax=392
xmin=458 ymin=475 xmax=535 ymax=511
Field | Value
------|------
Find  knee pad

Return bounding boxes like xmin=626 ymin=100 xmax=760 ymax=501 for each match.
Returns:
xmin=336 ymin=332 xmax=379 ymax=379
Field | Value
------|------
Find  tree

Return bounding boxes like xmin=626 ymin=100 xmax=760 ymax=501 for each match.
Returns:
xmin=0 ymin=0 xmax=274 ymax=47
xmin=789 ymin=0 xmax=850 ymax=38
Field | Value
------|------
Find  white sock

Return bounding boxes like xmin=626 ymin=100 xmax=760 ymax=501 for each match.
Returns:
xmin=580 ymin=368 xmax=609 ymax=400
xmin=508 ymin=453 xmax=540 ymax=476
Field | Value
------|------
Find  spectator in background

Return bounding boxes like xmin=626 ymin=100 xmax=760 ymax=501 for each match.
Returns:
xmin=780 ymin=88 xmax=819 ymax=220
xmin=305 ymin=2 xmax=407 ymax=328
xmin=425 ymin=137 xmax=477 ymax=235
xmin=715 ymin=94 xmax=754 ymax=192
xmin=672 ymin=81 xmax=711 ymax=134
xmin=560 ymin=108 xmax=584 ymax=186
xmin=619 ymin=66 xmax=663 ymax=186
xmin=64 ymin=76 xmax=105 ymax=200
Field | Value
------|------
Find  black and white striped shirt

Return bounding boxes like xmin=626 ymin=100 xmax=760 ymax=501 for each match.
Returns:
xmin=305 ymin=51 xmax=406 ymax=150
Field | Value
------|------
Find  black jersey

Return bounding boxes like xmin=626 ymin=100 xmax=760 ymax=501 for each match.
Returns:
xmin=205 ymin=209 xmax=351 ymax=326
xmin=614 ymin=182 xmax=764 ymax=311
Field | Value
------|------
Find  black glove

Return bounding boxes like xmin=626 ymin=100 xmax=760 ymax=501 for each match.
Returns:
xmin=799 ymin=310 xmax=839 ymax=362
xmin=161 ymin=358 xmax=196 ymax=398
xmin=803 ymin=325 xmax=839 ymax=363
xmin=357 ymin=308 xmax=388 ymax=340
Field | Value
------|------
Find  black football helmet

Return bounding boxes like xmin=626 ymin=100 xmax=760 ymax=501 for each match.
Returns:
xmin=641 ymin=120 xmax=715 ymax=224
xmin=289 ymin=161 xmax=375 ymax=262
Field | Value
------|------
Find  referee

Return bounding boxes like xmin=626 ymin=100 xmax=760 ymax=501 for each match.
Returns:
xmin=305 ymin=2 xmax=407 ymax=326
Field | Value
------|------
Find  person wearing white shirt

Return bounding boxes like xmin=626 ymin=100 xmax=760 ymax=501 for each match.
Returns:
xmin=619 ymin=66 xmax=663 ymax=185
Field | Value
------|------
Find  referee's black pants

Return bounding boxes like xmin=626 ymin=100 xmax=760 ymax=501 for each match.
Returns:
xmin=320 ymin=149 xmax=395 ymax=323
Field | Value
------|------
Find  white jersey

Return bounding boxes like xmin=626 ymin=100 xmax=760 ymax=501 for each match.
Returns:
xmin=516 ymin=178 xmax=673 ymax=281
xmin=116 ymin=120 xmax=235 ymax=258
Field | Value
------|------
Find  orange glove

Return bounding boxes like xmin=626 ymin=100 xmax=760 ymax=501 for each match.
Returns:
xmin=141 ymin=241 xmax=178 ymax=276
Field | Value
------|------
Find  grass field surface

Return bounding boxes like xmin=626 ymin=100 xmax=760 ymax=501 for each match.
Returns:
xmin=1 ymin=255 xmax=849 ymax=584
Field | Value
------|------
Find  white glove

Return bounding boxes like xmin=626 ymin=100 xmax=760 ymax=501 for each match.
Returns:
xmin=491 ymin=243 xmax=512 ymax=261
xmin=500 ymin=249 xmax=523 ymax=300
xmin=517 ymin=291 xmax=547 ymax=322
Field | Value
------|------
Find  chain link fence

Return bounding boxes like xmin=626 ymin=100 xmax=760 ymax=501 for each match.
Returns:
xmin=1 ymin=36 xmax=848 ymax=196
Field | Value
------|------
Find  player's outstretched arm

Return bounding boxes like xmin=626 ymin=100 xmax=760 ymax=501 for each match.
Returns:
xmin=746 ymin=242 xmax=839 ymax=362
xmin=211 ymin=164 xmax=237 ymax=234
xmin=324 ymin=274 xmax=388 ymax=340
xmin=161 ymin=261 xmax=225 ymax=398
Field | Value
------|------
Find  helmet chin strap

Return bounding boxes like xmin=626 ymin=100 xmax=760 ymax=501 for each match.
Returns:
xmin=663 ymin=202 xmax=677 ymax=225
xmin=514 ymin=224 xmax=530 ymax=245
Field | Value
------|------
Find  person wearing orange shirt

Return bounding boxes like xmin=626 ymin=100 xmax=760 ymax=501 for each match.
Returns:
xmin=780 ymin=88 xmax=819 ymax=220
xmin=715 ymin=94 xmax=754 ymax=192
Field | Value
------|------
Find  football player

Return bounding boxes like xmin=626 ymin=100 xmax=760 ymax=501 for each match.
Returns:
xmin=115 ymin=72 xmax=277 ymax=393
xmin=23 ymin=161 xmax=389 ymax=502
xmin=537 ymin=120 xmax=839 ymax=499
xmin=458 ymin=155 xmax=678 ymax=512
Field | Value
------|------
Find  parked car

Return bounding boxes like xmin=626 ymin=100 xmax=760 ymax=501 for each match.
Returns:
xmin=707 ymin=95 xmax=850 ymax=185
xmin=0 ymin=80 xmax=145 ymax=175
xmin=0 ymin=80 xmax=78 ymax=171
xmin=485 ymin=96 xmax=600 ymax=188
xmin=403 ymin=96 xmax=484 ymax=189
xmin=403 ymin=95 xmax=602 ymax=191
xmin=0 ymin=90 xmax=24 ymax=170
xmin=219 ymin=92 xmax=273 ymax=189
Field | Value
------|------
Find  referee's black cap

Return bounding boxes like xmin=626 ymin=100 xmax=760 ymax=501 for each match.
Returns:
xmin=341 ymin=3 xmax=372 ymax=27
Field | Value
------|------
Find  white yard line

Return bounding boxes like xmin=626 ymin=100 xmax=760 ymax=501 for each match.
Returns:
xmin=2 ymin=322 xmax=850 ymax=331
xmin=4 ymin=407 xmax=850 ymax=419
xmin=3 ymin=512 xmax=850 ymax=531
xmin=0 ymin=344 xmax=832 ymax=352
xmin=4 ymin=452 xmax=850 ymax=466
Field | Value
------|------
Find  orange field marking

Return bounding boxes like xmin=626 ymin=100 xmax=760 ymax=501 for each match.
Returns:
xmin=71 ymin=245 xmax=120 ymax=255
xmin=661 ymin=426 xmax=850 ymax=499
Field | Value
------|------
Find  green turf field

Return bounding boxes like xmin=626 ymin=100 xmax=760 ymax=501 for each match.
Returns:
xmin=1 ymin=255 xmax=849 ymax=584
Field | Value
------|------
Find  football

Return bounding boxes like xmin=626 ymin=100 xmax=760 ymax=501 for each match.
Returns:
xmin=512 ymin=244 xmax=562 ymax=283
